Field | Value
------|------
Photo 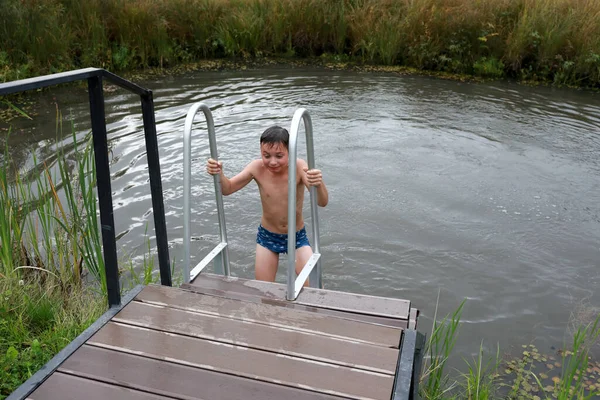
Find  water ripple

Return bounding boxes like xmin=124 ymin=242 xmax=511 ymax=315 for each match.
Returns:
xmin=10 ymin=67 xmax=600 ymax=359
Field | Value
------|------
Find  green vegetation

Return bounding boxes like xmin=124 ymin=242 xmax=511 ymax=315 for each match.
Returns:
xmin=0 ymin=277 xmax=105 ymax=399
xmin=1 ymin=118 xmax=104 ymax=293
xmin=419 ymin=300 xmax=600 ymax=399
xmin=1 ymin=0 xmax=599 ymax=87
xmin=421 ymin=296 xmax=465 ymax=399
xmin=0 ymin=122 xmax=105 ymax=397
xmin=0 ymin=112 xmax=162 ymax=398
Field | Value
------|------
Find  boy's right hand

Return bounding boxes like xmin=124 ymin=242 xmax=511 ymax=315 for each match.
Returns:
xmin=206 ymin=158 xmax=223 ymax=175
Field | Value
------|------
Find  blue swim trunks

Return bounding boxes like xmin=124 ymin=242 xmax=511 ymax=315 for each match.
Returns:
xmin=256 ymin=225 xmax=310 ymax=254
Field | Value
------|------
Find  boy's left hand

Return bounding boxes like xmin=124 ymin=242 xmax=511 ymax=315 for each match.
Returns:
xmin=304 ymin=168 xmax=323 ymax=187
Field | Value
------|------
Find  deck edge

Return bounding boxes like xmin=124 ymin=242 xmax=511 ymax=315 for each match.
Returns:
xmin=189 ymin=273 xmax=411 ymax=319
xmin=392 ymin=330 xmax=426 ymax=400
xmin=180 ymin=282 xmax=409 ymax=329
xmin=6 ymin=284 xmax=145 ymax=400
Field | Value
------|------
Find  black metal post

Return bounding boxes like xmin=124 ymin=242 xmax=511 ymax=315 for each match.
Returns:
xmin=88 ymin=75 xmax=121 ymax=307
xmin=141 ymin=92 xmax=172 ymax=286
xmin=393 ymin=329 xmax=426 ymax=400
xmin=411 ymin=332 xmax=426 ymax=399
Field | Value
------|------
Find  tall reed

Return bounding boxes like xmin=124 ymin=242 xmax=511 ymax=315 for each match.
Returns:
xmin=555 ymin=315 xmax=600 ymax=399
xmin=459 ymin=341 xmax=501 ymax=400
xmin=420 ymin=295 xmax=465 ymax=400
xmin=0 ymin=133 xmax=24 ymax=278
xmin=0 ymin=114 xmax=106 ymax=295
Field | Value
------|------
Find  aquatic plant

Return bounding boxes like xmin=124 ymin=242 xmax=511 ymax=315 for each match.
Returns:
xmin=0 ymin=117 xmax=104 ymax=293
xmin=459 ymin=341 xmax=501 ymax=400
xmin=419 ymin=294 xmax=465 ymax=399
xmin=418 ymin=300 xmax=600 ymax=400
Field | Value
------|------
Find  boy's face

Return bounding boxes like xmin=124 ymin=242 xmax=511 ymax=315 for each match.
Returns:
xmin=260 ymin=142 xmax=288 ymax=173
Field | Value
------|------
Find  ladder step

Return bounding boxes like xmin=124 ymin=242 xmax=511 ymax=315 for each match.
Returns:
xmin=190 ymin=242 xmax=227 ymax=281
xmin=293 ymin=253 xmax=321 ymax=298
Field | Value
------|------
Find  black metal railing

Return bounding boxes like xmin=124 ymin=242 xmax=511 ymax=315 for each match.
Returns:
xmin=0 ymin=68 xmax=172 ymax=307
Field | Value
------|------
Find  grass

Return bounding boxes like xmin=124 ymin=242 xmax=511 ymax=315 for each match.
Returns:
xmin=0 ymin=0 xmax=599 ymax=87
xmin=0 ymin=277 xmax=105 ymax=399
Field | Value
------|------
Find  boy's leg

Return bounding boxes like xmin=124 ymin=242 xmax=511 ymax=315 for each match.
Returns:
xmin=295 ymin=245 xmax=313 ymax=287
xmin=255 ymin=244 xmax=279 ymax=282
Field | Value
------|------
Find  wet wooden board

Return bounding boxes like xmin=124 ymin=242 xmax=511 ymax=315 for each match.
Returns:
xmin=20 ymin=280 xmax=417 ymax=400
xmin=180 ymin=282 xmax=408 ymax=329
xmin=27 ymin=372 xmax=174 ymax=400
xmin=137 ymin=284 xmax=401 ymax=348
xmin=114 ymin=301 xmax=398 ymax=373
xmin=188 ymin=273 xmax=410 ymax=319
xmin=59 ymin=345 xmax=350 ymax=400
xmin=89 ymin=322 xmax=395 ymax=400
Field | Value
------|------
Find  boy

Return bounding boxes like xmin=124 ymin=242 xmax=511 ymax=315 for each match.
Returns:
xmin=206 ymin=125 xmax=328 ymax=283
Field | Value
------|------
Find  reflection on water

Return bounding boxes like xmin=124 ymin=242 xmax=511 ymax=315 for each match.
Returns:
xmin=3 ymin=68 xmax=600 ymax=360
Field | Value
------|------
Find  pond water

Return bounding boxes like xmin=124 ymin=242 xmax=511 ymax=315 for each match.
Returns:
xmin=5 ymin=67 xmax=600 ymax=363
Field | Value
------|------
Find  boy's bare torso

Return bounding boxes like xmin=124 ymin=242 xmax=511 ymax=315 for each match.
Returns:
xmin=248 ymin=159 xmax=306 ymax=234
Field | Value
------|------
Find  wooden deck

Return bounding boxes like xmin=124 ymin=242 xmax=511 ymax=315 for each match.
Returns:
xmin=22 ymin=274 xmax=421 ymax=400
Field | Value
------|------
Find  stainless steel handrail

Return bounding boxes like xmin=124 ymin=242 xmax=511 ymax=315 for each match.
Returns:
xmin=286 ymin=108 xmax=322 ymax=300
xmin=183 ymin=103 xmax=230 ymax=283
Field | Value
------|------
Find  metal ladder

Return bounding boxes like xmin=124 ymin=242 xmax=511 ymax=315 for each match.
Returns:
xmin=182 ymin=104 xmax=322 ymax=300
xmin=183 ymin=103 xmax=230 ymax=282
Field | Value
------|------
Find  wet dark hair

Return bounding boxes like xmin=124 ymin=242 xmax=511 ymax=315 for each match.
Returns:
xmin=260 ymin=125 xmax=289 ymax=150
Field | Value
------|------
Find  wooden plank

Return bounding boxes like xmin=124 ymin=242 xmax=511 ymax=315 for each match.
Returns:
xmin=89 ymin=322 xmax=395 ymax=400
xmin=27 ymin=372 xmax=175 ymax=400
xmin=114 ymin=301 xmax=398 ymax=374
xmin=180 ymin=282 xmax=408 ymax=329
xmin=189 ymin=273 xmax=410 ymax=319
xmin=136 ymin=285 xmax=401 ymax=348
xmin=59 ymin=345 xmax=350 ymax=400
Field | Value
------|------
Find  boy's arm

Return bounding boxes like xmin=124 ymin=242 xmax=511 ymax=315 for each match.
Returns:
xmin=207 ymin=158 xmax=255 ymax=195
xmin=300 ymin=160 xmax=329 ymax=207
